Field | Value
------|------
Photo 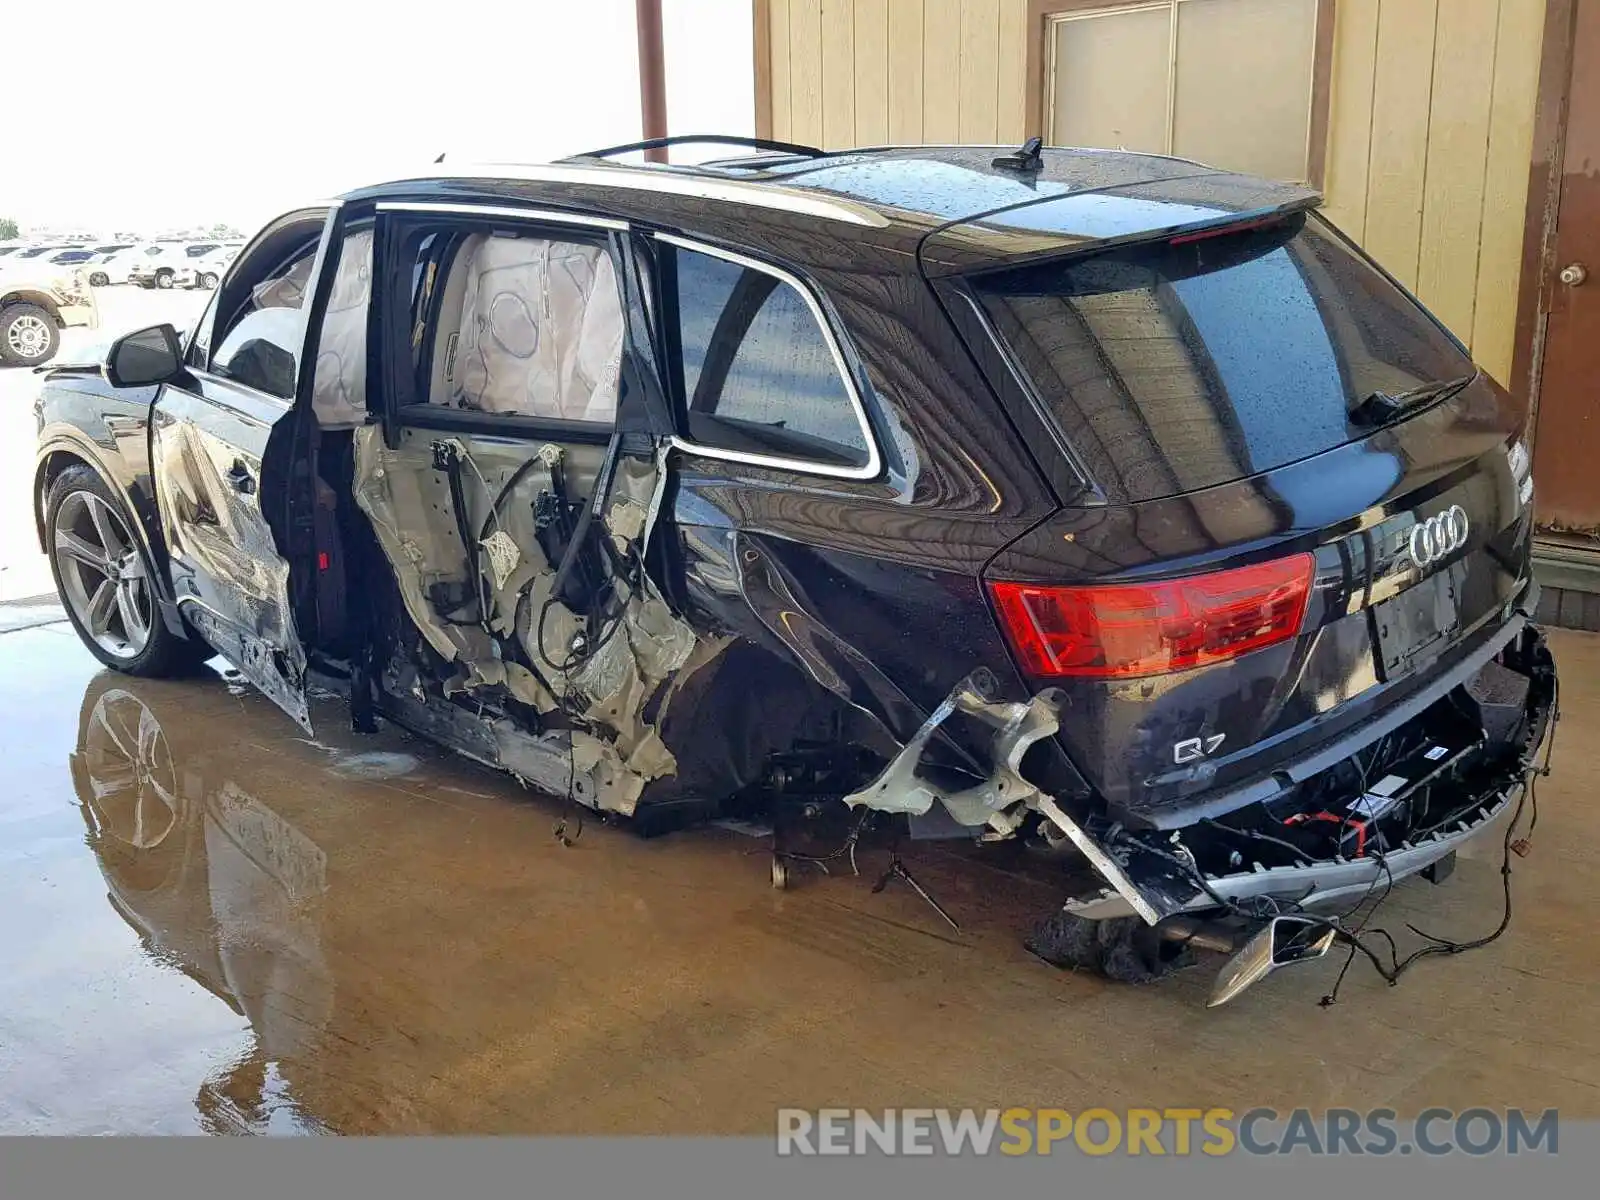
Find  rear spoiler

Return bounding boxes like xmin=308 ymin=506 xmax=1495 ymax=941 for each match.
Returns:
xmin=917 ymin=172 xmax=1322 ymax=278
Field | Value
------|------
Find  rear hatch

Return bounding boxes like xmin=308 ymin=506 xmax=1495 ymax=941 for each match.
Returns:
xmin=929 ymin=194 xmax=1536 ymax=827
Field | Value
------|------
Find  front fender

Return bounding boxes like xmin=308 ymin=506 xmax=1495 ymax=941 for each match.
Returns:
xmin=36 ymin=419 xmax=175 ymax=607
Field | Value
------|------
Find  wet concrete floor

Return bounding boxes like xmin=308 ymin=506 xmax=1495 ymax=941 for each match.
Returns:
xmin=3 ymin=611 xmax=1599 ymax=1134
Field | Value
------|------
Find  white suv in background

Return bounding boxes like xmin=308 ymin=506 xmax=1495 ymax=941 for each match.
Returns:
xmin=80 ymin=244 xmax=137 ymax=286
xmin=174 ymin=246 xmax=240 ymax=290
xmin=127 ymin=242 xmax=227 ymax=290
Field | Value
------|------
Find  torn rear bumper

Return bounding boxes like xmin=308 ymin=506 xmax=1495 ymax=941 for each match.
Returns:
xmin=1058 ymin=623 xmax=1558 ymax=925
xmin=1059 ymin=782 xmax=1521 ymax=922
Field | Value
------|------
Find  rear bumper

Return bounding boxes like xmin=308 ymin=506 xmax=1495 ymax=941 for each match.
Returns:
xmin=1062 ymin=783 xmax=1521 ymax=921
xmin=1125 ymin=595 xmax=1539 ymax=831
xmin=1059 ymin=621 xmax=1557 ymax=923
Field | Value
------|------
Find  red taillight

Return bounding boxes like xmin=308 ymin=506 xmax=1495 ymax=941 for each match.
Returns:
xmin=987 ymin=554 xmax=1314 ymax=679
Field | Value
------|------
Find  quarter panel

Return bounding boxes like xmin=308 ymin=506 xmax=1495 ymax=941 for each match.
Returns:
xmin=671 ymin=461 xmax=1046 ymax=771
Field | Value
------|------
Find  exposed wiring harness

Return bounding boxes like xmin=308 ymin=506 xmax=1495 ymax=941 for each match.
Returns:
xmin=1111 ymin=668 xmax=1559 ymax=1004
xmin=526 ymin=430 xmax=633 ymax=846
xmin=1313 ymin=671 xmax=1560 ymax=1003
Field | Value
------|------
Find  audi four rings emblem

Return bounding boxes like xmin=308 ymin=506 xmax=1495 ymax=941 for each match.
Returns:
xmin=1408 ymin=505 xmax=1470 ymax=569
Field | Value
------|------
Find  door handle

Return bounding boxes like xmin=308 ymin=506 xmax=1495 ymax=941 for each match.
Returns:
xmin=225 ymin=460 xmax=257 ymax=494
xmin=1559 ymin=263 xmax=1588 ymax=287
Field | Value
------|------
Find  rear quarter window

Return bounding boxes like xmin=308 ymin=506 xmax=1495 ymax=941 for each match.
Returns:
xmin=665 ymin=240 xmax=873 ymax=472
xmin=972 ymin=212 xmax=1472 ymax=502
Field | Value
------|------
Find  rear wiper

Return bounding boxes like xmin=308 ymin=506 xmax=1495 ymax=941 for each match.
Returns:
xmin=1350 ymin=372 xmax=1478 ymax=427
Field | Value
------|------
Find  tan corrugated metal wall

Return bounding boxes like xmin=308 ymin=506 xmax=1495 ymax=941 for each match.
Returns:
xmin=760 ymin=0 xmax=1546 ymax=386
xmin=767 ymin=0 xmax=1032 ymax=146
xmin=1321 ymin=0 xmax=1545 ymax=385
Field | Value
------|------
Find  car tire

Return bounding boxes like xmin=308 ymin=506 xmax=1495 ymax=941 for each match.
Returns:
xmin=0 ymin=302 xmax=60 ymax=367
xmin=198 ymin=273 xmax=218 ymax=290
xmin=154 ymin=270 xmax=175 ymax=290
xmin=45 ymin=465 xmax=212 ymax=677
xmin=1025 ymin=910 xmax=1194 ymax=983
xmin=88 ymin=271 xmax=110 ymax=287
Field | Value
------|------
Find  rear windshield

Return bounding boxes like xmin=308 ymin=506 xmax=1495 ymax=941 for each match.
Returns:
xmin=972 ymin=212 xmax=1473 ymax=502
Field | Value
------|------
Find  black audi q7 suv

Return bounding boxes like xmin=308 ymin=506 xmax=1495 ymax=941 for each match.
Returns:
xmin=32 ymin=138 xmax=1556 ymax=1005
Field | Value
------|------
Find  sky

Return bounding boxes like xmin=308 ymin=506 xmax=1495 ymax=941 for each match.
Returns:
xmin=2 ymin=0 xmax=753 ymax=236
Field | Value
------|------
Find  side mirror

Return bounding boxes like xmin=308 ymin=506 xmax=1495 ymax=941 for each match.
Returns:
xmin=105 ymin=323 xmax=183 ymax=388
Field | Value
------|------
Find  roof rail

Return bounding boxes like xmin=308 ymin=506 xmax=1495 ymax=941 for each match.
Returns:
xmin=567 ymin=134 xmax=827 ymax=162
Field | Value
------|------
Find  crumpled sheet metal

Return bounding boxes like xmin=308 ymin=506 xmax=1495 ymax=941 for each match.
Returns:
xmin=516 ymin=566 xmax=709 ymax=815
xmin=842 ymin=672 xmax=1066 ymax=833
xmin=352 ymin=425 xmax=490 ymax=666
xmin=844 ymin=671 xmax=1164 ymax=924
xmin=152 ymin=419 xmax=304 ymax=679
xmin=352 ymin=426 xmax=712 ymax=816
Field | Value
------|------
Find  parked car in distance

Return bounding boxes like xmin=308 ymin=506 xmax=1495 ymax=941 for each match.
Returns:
xmin=31 ymin=139 xmax=1556 ymax=1007
xmin=127 ymin=242 xmax=227 ymax=290
xmin=45 ymin=249 xmax=100 ymax=269
xmin=1 ymin=244 xmax=85 ymax=271
xmin=90 ymin=249 xmax=150 ymax=287
xmin=80 ymin=244 xmax=137 ymax=286
xmin=174 ymin=246 xmax=239 ymax=290
xmin=1 ymin=259 xmax=97 ymax=365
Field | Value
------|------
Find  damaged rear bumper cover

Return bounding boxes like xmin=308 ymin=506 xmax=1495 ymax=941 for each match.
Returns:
xmin=844 ymin=617 xmax=1556 ymax=928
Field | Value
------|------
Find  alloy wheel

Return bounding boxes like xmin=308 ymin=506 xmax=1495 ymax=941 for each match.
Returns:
xmin=53 ymin=491 xmax=152 ymax=660
xmin=6 ymin=313 xmax=51 ymax=361
xmin=82 ymin=688 xmax=179 ymax=851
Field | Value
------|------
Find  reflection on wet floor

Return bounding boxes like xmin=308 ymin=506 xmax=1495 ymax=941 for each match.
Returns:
xmin=5 ymin=620 xmax=1600 ymax=1134
xmin=77 ymin=680 xmax=332 ymax=1133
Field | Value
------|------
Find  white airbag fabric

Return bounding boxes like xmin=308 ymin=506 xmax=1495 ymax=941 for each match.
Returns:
xmin=443 ymin=234 xmax=622 ymax=423
xmin=310 ymin=230 xmax=373 ymax=429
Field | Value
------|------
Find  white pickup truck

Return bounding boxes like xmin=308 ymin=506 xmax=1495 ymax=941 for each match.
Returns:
xmin=0 ymin=262 xmax=98 ymax=366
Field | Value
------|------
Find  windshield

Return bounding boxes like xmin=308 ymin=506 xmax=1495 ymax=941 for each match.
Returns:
xmin=971 ymin=212 xmax=1473 ymax=502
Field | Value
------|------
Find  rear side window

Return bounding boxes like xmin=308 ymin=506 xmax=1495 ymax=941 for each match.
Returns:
xmin=972 ymin=212 xmax=1473 ymax=502
xmin=665 ymin=241 xmax=872 ymax=472
xmin=399 ymin=226 xmax=623 ymax=425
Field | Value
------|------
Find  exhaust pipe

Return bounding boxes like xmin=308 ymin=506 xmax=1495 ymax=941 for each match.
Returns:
xmin=1207 ymin=915 xmax=1336 ymax=1007
xmin=1154 ymin=914 xmax=1246 ymax=955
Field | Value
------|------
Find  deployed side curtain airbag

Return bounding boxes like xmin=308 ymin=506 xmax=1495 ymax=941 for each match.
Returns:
xmin=441 ymin=234 xmax=623 ymax=423
xmin=310 ymin=229 xmax=374 ymax=429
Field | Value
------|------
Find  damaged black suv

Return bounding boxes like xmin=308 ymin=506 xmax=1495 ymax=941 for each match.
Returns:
xmin=33 ymin=137 xmax=1557 ymax=1005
